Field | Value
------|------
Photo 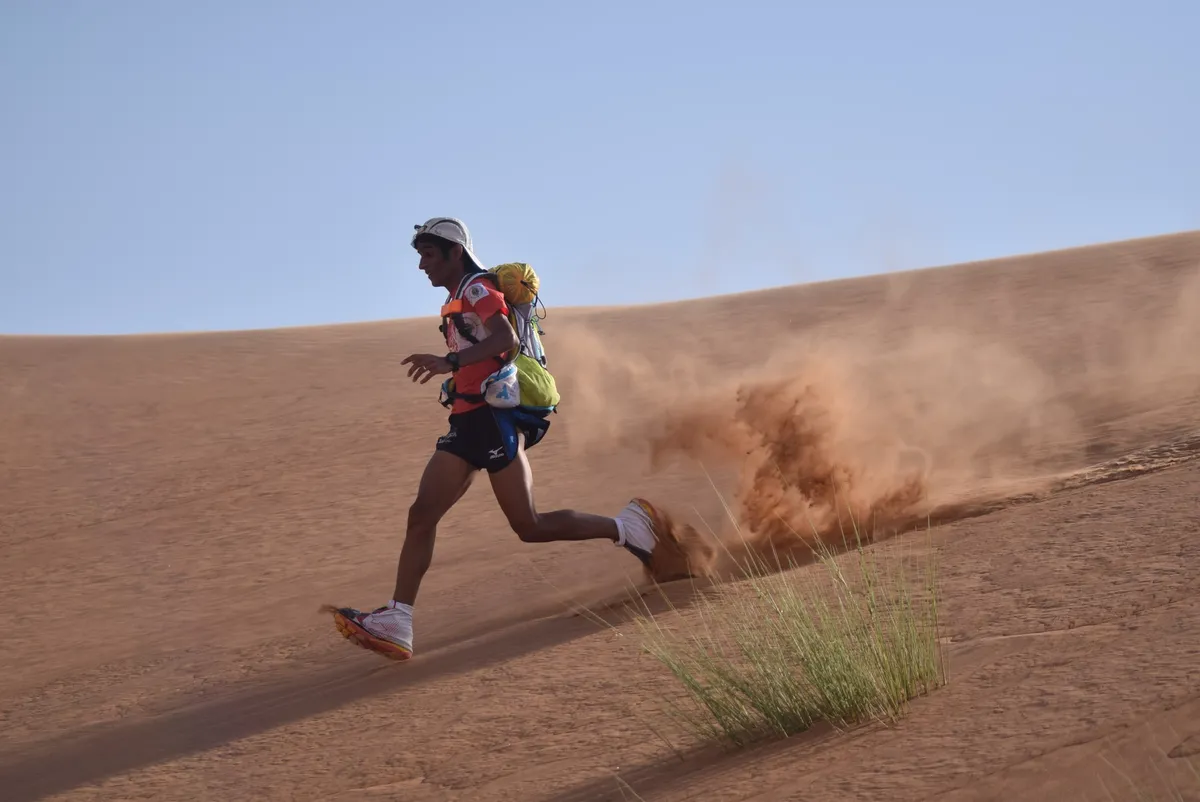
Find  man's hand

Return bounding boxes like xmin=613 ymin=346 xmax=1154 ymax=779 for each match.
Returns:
xmin=403 ymin=313 xmax=514 ymax=387
xmin=402 ymin=353 xmax=453 ymax=384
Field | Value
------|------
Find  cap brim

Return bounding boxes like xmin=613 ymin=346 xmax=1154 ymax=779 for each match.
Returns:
xmin=461 ymin=244 xmax=486 ymax=270
xmin=411 ymin=228 xmax=485 ymax=270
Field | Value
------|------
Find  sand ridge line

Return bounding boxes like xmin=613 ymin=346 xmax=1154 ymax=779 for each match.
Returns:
xmin=941 ymin=592 xmax=1200 ymax=646
xmin=1053 ymin=429 xmax=1200 ymax=490
xmin=924 ymin=428 xmax=1200 ymax=526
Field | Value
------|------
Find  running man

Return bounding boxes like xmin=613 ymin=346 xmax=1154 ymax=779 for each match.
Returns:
xmin=327 ymin=217 xmax=698 ymax=661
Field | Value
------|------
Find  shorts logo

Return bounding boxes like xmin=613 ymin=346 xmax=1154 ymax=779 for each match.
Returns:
xmin=488 ymin=446 xmax=505 ymax=460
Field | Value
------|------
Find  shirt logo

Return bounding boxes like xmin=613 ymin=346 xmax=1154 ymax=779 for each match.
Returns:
xmin=464 ymin=282 xmax=489 ymax=304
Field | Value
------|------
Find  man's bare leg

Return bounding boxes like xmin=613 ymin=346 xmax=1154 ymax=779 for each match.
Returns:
xmin=486 ymin=435 xmax=706 ymax=582
xmin=393 ymin=449 xmax=477 ymax=604
xmin=488 ymin=439 xmax=621 ymax=543
xmin=328 ymin=449 xmax=475 ymax=661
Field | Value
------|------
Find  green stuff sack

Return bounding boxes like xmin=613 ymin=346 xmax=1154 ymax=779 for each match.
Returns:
xmin=510 ymin=351 xmax=558 ymax=411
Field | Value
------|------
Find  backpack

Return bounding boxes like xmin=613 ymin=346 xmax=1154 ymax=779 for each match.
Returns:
xmin=436 ymin=263 xmax=561 ymax=424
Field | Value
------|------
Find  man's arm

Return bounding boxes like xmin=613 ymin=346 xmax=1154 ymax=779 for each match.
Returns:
xmin=402 ymin=312 xmax=518 ymax=384
xmin=454 ymin=311 xmax=519 ymax=367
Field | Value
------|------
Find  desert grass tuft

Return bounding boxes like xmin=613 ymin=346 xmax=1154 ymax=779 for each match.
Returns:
xmin=629 ymin=504 xmax=947 ymax=748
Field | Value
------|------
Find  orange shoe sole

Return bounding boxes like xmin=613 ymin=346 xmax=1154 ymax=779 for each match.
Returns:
xmin=324 ymin=605 xmax=413 ymax=662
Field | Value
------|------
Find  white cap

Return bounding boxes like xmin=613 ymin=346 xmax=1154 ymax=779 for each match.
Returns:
xmin=411 ymin=217 xmax=486 ymax=270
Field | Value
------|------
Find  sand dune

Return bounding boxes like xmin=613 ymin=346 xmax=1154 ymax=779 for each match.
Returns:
xmin=1 ymin=231 xmax=1199 ymax=801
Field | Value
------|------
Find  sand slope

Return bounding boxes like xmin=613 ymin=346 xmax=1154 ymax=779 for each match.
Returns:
xmin=1 ymin=231 xmax=1199 ymax=801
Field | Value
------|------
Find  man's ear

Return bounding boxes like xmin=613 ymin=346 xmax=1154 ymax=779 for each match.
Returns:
xmin=450 ymin=243 xmax=464 ymax=264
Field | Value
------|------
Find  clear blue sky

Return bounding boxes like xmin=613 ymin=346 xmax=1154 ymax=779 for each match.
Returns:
xmin=3 ymin=1 xmax=1197 ymax=335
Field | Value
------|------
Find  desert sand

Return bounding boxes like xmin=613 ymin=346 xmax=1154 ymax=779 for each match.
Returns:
xmin=2 ymin=231 xmax=1199 ymax=801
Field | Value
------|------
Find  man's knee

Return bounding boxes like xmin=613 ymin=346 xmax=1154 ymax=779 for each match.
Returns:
xmin=408 ymin=495 xmax=449 ymax=531
xmin=508 ymin=512 xmax=543 ymax=543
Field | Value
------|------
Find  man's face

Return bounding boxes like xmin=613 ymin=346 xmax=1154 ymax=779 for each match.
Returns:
xmin=415 ymin=240 xmax=462 ymax=288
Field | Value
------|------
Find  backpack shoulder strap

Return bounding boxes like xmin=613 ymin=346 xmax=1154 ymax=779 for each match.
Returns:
xmin=452 ymin=270 xmax=499 ymax=300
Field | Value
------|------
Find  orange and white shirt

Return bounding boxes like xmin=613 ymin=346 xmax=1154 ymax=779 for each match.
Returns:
xmin=442 ymin=275 xmax=510 ymax=413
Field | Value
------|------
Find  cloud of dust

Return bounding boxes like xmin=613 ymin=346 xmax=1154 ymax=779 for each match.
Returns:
xmin=548 ymin=250 xmax=1200 ymax=563
xmin=1071 ymin=255 xmax=1200 ymax=406
xmin=639 ymin=366 xmax=930 ymax=552
xmin=551 ymin=315 xmax=1081 ymax=557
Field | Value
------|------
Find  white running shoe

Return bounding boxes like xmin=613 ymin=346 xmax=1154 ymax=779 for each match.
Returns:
xmin=328 ymin=600 xmax=414 ymax=661
xmin=615 ymin=498 xmax=659 ymax=568
xmin=615 ymin=497 xmax=713 ymax=582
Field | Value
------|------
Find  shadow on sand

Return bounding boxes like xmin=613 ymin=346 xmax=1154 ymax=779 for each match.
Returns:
xmin=0 ymin=576 xmax=719 ymax=802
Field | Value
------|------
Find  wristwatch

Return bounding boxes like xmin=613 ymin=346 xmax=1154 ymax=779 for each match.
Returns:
xmin=445 ymin=352 xmax=460 ymax=372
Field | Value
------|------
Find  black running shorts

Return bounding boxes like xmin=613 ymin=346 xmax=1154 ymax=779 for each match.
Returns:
xmin=435 ymin=405 xmax=516 ymax=473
